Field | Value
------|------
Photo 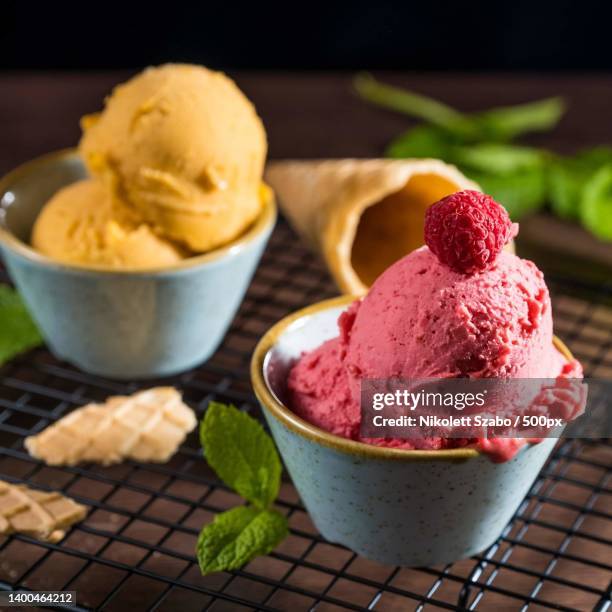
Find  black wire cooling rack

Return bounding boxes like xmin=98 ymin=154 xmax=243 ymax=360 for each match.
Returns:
xmin=0 ymin=220 xmax=610 ymax=611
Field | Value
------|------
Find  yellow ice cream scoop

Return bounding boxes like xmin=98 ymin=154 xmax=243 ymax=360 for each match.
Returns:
xmin=79 ymin=63 xmax=267 ymax=252
xmin=32 ymin=179 xmax=186 ymax=269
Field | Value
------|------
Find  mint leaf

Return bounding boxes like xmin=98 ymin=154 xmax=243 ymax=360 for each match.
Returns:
xmin=548 ymin=158 xmax=586 ymax=220
xmin=200 ymin=402 xmax=282 ymax=509
xmin=453 ymin=143 xmax=545 ymax=175
xmin=197 ymin=506 xmax=288 ymax=575
xmin=355 ymin=73 xmax=478 ymax=140
xmin=0 ymin=285 xmax=43 ymax=365
xmin=548 ymin=148 xmax=612 ymax=220
xmin=475 ymin=97 xmax=566 ymax=141
xmin=386 ymin=125 xmax=454 ymax=160
xmin=580 ymin=164 xmax=612 ymax=240
xmin=467 ymin=166 xmax=547 ymax=220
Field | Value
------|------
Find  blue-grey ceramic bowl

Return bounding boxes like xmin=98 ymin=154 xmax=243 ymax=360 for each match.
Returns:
xmin=0 ymin=149 xmax=276 ymax=379
xmin=252 ymin=296 xmax=573 ymax=567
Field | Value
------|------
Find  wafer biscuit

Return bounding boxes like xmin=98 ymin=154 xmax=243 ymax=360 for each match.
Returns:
xmin=0 ymin=481 xmax=87 ymax=542
xmin=25 ymin=387 xmax=197 ymax=466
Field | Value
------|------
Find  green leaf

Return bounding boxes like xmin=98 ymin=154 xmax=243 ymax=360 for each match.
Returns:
xmin=548 ymin=159 xmax=586 ymax=220
xmin=548 ymin=147 xmax=612 ymax=220
xmin=197 ymin=506 xmax=288 ymax=575
xmin=385 ymin=125 xmax=454 ymax=159
xmin=476 ymin=97 xmax=566 ymax=141
xmin=354 ymin=73 xmax=479 ymax=140
xmin=200 ymin=402 xmax=282 ymax=509
xmin=0 ymin=285 xmax=43 ymax=366
xmin=466 ymin=166 xmax=547 ymax=220
xmin=576 ymin=146 xmax=612 ymax=166
xmin=453 ymin=143 xmax=545 ymax=175
xmin=580 ymin=164 xmax=612 ymax=240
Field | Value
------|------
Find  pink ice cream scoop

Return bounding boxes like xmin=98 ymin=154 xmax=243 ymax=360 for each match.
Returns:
xmin=287 ymin=191 xmax=582 ymax=461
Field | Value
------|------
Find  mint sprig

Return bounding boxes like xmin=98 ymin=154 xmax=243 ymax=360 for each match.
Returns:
xmin=197 ymin=402 xmax=288 ymax=575
xmin=357 ymin=74 xmax=612 ymax=241
xmin=0 ymin=285 xmax=43 ymax=366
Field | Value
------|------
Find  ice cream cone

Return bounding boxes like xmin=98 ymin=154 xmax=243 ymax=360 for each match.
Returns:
xmin=265 ymin=159 xmax=479 ymax=294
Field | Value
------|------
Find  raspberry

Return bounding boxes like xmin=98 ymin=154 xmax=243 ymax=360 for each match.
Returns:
xmin=424 ymin=190 xmax=517 ymax=274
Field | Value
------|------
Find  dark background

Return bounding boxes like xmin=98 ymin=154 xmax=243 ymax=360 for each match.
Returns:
xmin=3 ymin=1 xmax=612 ymax=71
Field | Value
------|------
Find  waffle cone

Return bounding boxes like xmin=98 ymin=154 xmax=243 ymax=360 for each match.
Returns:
xmin=265 ymin=159 xmax=479 ymax=294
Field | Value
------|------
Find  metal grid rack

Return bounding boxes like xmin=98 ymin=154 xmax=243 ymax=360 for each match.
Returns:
xmin=0 ymin=220 xmax=610 ymax=611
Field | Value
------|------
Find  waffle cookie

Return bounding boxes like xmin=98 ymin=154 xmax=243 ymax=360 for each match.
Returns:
xmin=0 ymin=481 xmax=87 ymax=542
xmin=25 ymin=387 xmax=197 ymax=466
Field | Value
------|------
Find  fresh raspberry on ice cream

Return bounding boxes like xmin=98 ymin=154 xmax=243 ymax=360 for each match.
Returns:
xmin=424 ymin=190 xmax=518 ymax=274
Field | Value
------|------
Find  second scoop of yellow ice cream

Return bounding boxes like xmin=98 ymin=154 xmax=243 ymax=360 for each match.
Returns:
xmin=79 ymin=63 xmax=267 ymax=252
xmin=32 ymin=179 xmax=185 ymax=268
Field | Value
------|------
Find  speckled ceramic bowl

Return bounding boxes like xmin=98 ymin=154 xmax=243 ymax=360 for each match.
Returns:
xmin=0 ymin=150 xmax=276 ymax=379
xmin=251 ymin=296 xmax=573 ymax=567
